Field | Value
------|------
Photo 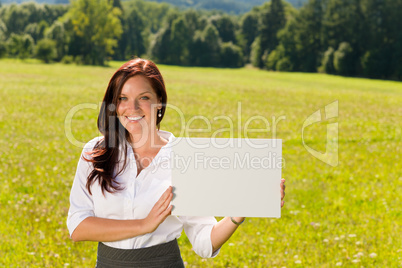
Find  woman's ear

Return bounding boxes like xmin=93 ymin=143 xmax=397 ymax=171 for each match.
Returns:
xmin=157 ymin=98 xmax=163 ymax=110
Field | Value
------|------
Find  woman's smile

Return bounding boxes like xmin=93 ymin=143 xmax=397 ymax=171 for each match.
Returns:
xmin=126 ymin=115 xmax=145 ymax=122
xmin=117 ymin=75 xmax=161 ymax=138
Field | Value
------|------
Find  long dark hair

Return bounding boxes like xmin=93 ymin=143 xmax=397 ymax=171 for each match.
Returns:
xmin=84 ymin=58 xmax=167 ymax=195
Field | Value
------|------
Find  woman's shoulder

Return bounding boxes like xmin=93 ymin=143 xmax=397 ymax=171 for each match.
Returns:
xmin=158 ymin=130 xmax=175 ymax=142
xmin=82 ymin=136 xmax=105 ymax=152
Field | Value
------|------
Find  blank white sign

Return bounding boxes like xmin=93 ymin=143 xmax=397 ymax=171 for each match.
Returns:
xmin=170 ymin=138 xmax=282 ymax=218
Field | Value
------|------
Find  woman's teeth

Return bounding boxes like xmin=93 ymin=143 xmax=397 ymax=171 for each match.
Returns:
xmin=127 ymin=116 xmax=143 ymax=121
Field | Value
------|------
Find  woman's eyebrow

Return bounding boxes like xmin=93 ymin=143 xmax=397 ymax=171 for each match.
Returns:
xmin=138 ymin=90 xmax=152 ymax=95
xmin=120 ymin=89 xmax=152 ymax=96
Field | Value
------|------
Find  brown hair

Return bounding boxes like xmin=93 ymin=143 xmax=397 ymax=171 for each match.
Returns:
xmin=84 ymin=58 xmax=167 ymax=194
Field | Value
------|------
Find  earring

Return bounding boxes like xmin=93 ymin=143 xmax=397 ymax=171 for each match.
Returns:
xmin=158 ymin=109 xmax=162 ymax=118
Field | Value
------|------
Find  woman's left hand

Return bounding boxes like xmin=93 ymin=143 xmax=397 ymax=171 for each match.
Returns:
xmin=281 ymin=178 xmax=286 ymax=207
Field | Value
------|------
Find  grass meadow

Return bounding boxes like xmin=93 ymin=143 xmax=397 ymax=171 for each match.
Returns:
xmin=0 ymin=59 xmax=401 ymax=267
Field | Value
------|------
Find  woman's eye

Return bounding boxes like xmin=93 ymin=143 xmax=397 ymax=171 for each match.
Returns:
xmin=140 ymin=96 xmax=150 ymax=100
xmin=119 ymin=97 xmax=127 ymax=101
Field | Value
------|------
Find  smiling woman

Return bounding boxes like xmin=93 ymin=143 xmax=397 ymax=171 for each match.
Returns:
xmin=117 ymin=75 xmax=162 ymax=144
xmin=66 ymin=58 xmax=286 ymax=267
xmin=82 ymin=59 xmax=169 ymax=195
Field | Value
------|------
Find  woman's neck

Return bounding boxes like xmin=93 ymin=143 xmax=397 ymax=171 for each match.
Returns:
xmin=128 ymin=130 xmax=167 ymax=155
xmin=128 ymin=130 xmax=168 ymax=175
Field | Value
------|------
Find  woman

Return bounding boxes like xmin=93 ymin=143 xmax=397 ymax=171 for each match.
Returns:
xmin=67 ymin=58 xmax=286 ymax=267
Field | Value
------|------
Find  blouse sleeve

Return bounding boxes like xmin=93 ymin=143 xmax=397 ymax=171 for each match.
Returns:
xmin=66 ymin=139 xmax=100 ymax=237
xmin=179 ymin=216 xmax=220 ymax=258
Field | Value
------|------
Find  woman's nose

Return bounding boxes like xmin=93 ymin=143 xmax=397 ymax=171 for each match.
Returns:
xmin=134 ymin=99 xmax=140 ymax=110
xmin=127 ymin=99 xmax=140 ymax=110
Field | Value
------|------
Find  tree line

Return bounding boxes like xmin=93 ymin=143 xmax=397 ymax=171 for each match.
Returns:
xmin=0 ymin=0 xmax=400 ymax=80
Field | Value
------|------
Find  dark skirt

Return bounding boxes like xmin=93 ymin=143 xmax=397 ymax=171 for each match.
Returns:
xmin=96 ymin=239 xmax=185 ymax=268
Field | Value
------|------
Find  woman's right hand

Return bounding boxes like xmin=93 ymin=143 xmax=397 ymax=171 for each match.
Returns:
xmin=142 ymin=186 xmax=173 ymax=234
xmin=70 ymin=186 xmax=173 ymax=242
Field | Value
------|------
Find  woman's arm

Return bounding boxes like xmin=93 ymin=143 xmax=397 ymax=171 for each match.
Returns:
xmin=210 ymin=178 xmax=286 ymax=252
xmin=71 ymin=186 xmax=173 ymax=242
xmin=210 ymin=216 xmax=245 ymax=252
xmin=71 ymin=217 xmax=147 ymax=242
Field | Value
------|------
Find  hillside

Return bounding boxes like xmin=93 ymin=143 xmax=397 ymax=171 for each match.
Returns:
xmin=1 ymin=59 xmax=401 ymax=266
xmin=140 ymin=0 xmax=308 ymax=13
xmin=143 ymin=0 xmax=307 ymax=13
xmin=0 ymin=0 xmax=308 ymax=12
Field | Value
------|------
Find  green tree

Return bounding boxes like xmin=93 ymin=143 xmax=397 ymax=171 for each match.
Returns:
xmin=24 ymin=23 xmax=40 ymax=42
xmin=258 ymin=0 xmax=286 ymax=68
xmin=116 ymin=7 xmax=146 ymax=60
xmin=24 ymin=20 xmax=48 ymax=43
xmin=149 ymin=9 xmax=181 ymax=64
xmin=7 ymin=33 xmax=34 ymax=59
xmin=0 ymin=19 xmax=6 ymax=40
xmin=21 ymin=2 xmax=45 ymax=25
xmin=0 ymin=2 xmax=67 ymax=40
xmin=320 ymin=46 xmax=336 ymax=74
xmin=189 ymin=23 xmax=221 ymax=67
xmin=36 ymin=38 xmax=57 ymax=63
xmin=150 ymin=10 xmax=201 ymax=65
xmin=323 ymin=0 xmax=364 ymax=49
xmin=170 ymin=16 xmax=191 ymax=65
xmin=276 ymin=57 xmax=293 ymax=71
xmin=123 ymin=0 xmax=172 ymax=34
xmin=239 ymin=11 xmax=259 ymax=62
xmin=361 ymin=50 xmax=384 ymax=79
xmin=45 ymin=21 xmax=68 ymax=61
xmin=64 ymin=0 xmax=122 ymax=65
xmin=265 ymin=44 xmax=285 ymax=70
xmin=250 ymin=35 xmax=262 ymax=68
xmin=334 ymin=42 xmax=354 ymax=76
xmin=111 ymin=0 xmax=122 ymax=10
xmin=2 ymin=4 xmax=29 ymax=36
xmin=362 ymin=0 xmax=401 ymax=79
xmin=0 ymin=19 xmax=7 ymax=58
xmin=220 ymin=42 xmax=243 ymax=68
xmin=0 ymin=41 xmax=6 ymax=58
xmin=322 ymin=0 xmax=364 ymax=75
xmin=42 ymin=4 xmax=69 ymax=25
xmin=200 ymin=24 xmax=221 ymax=66
xmin=277 ymin=0 xmax=324 ymax=72
xmin=183 ymin=9 xmax=204 ymax=34
xmin=297 ymin=0 xmax=324 ymax=71
xmin=150 ymin=26 xmax=172 ymax=64
xmin=386 ymin=0 xmax=402 ymax=79
xmin=210 ymin=14 xmax=236 ymax=44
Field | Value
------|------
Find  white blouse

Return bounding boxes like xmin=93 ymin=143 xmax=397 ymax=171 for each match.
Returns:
xmin=67 ymin=130 xmax=219 ymax=258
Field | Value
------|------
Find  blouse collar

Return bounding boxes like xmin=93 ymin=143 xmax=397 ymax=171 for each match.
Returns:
xmin=124 ymin=130 xmax=175 ymax=162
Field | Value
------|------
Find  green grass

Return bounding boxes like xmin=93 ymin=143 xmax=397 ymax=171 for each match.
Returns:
xmin=0 ymin=59 xmax=401 ymax=267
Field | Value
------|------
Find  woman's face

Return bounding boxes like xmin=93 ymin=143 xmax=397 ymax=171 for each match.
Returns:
xmin=117 ymin=75 xmax=161 ymax=139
